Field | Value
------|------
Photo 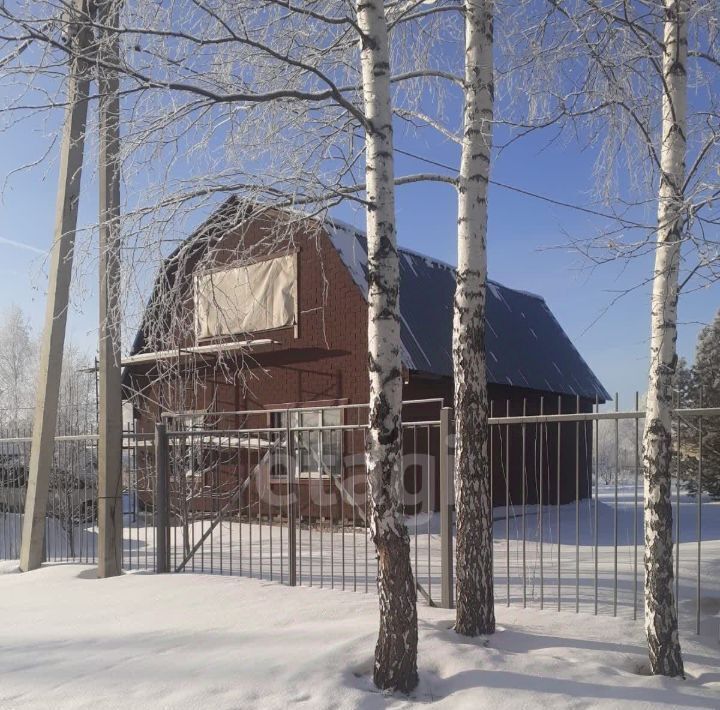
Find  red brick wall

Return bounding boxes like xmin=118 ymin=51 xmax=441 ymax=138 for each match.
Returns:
xmin=127 ymin=211 xmax=371 ymax=425
xmin=126 ymin=211 xmax=373 ymax=521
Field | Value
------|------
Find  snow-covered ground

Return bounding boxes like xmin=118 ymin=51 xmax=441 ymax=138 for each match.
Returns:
xmin=0 ymin=561 xmax=717 ymax=709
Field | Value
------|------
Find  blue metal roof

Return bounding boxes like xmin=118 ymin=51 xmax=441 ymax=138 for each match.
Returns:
xmin=325 ymin=219 xmax=610 ymax=402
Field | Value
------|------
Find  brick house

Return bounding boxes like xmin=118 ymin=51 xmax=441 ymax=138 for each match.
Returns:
xmin=122 ymin=198 xmax=609 ymax=519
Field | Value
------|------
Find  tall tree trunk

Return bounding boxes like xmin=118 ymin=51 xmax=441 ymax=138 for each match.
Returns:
xmin=356 ymin=0 xmax=418 ymax=694
xmin=454 ymin=0 xmax=495 ymax=637
xmin=643 ymin=0 xmax=687 ymax=678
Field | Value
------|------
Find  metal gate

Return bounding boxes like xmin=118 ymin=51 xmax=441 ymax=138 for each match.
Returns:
xmin=152 ymin=400 xmax=449 ymax=604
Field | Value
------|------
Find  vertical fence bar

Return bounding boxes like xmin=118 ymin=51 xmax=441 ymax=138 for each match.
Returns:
xmin=489 ymin=400 xmax=494 ymax=575
xmin=506 ymin=399 xmax=510 ymax=607
xmin=278 ymin=429 xmax=283 ymax=584
xmin=308 ymin=428 xmax=314 ymax=588
xmin=540 ymin=396 xmax=544 ymax=610
xmin=229 ymin=432 xmax=234 ymax=578
xmin=697 ymin=391 xmax=703 ymax=635
xmin=154 ymin=422 xmax=169 ymax=574
xmin=200 ymin=429 xmax=206 ymax=574
xmin=329 ymin=429 xmax=334 ymax=590
xmin=216 ymin=435 xmax=222 ymax=575
xmin=557 ymin=395 xmax=562 ymax=612
xmin=287 ymin=413 xmax=297 ymax=586
xmin=594 ymin=396 xmax=599 ymax=615
xmin=364 ymin=425 xmax=368 ymax=594
xmin=614 ymin=393 xmax=619 ymax=617
xmin=320 ymin=429 xmax=325 ymax=588
xmin=269 ymin=428 xmax=274 ymax=582
xmin=248 ymin=432 xmax=253 ymax=579
xmin=426 ymin=424 xmax=431 ymax=602
xmin=439 ymin=407 xmax=453 ymax=609
xmin=340 ymin=428 xmax=345 ymax=591
xmin=352 ymin=423 xmax=357 ymax=592
xmin=675 ymin=392 xmax=681 ymax=618
xmin=575 ymin=395 xmax=580 ymax=614
xmin=522 ymin=398 xmax=527 ymax=608
xmin=634 ymin=391 xmax=640 ymax=620
xmin=239 ymin=433 xmax=244 ymax=577
xmin=257 ymin=433 xmax=262 ymax=580
xmin=414 ymin=425 xmax=418 ymax=589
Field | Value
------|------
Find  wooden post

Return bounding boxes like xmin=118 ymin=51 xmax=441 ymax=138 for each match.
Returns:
xmin=96 ymin=0 xmax=123 ymax=578
xmin=440 ymin=407 xmax=454 ymax=609
xmin=19 ymin=1 xmax=93 ymax=572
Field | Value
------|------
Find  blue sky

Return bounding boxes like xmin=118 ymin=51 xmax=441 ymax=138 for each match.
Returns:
xmin=0 ymin=79 xmax=716 ymax=402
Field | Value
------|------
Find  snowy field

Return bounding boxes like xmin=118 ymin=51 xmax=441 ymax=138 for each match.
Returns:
xmin=0 ymin=560 xmax=718 ymax=709
xmin=0 ymin=483 xmax=718 ymax=708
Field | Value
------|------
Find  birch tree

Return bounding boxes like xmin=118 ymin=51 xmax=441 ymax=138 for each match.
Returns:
xmin=357 ymin=0 xmax=417 ymax=691
xmin=0 ymin=304 xmax=36 ymax=432
xmin=504 ymin=0 xmax=720 ymax=675
xmin=642 ymin=0 xmax=687 ymax=677
xmin=388 ymin=0 xmax=497 ymax=636
xmin=453 ymin=0 xmax=495 ymax=637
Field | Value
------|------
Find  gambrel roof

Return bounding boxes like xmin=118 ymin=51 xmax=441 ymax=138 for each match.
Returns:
xmin=126 ymin=199 xmax=609 ymax=402
xmin=325 ymin=218 xmax=609 ymax=402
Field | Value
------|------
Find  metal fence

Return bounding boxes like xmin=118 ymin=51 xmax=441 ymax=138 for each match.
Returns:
xmin=0 ymin=432 xmax=99 ymax=562
xmin=487 ymin=396 xmax=720 ymax=638
xmin=0 ymin=397 xmax=718 ymax=638
xmin=0 ymin=424 xmax=158 ymax=570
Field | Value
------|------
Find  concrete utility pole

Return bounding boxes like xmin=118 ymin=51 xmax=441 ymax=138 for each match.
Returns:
xmin=96 ymin=0 xmax=123 ymax=578
xmin=19 ymin=1 xmax=94 ymax=572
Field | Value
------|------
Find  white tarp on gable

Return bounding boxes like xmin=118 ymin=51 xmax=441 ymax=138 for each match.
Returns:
xmin=194 ymin=254 xmax=296 ymax=339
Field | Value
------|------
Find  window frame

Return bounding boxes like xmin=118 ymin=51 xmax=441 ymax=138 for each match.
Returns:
xmin=266 ymin=400 xmax=347 ymax=479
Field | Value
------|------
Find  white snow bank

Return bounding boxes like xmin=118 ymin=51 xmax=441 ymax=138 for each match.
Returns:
xmin=0 ymin=565 xmax=717 ymax=709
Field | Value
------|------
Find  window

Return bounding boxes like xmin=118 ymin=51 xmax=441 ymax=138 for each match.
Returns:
xmin=171 ymin=412 xmax=210 ymax=484
xmin=194 ymin=253 xmax=297 ymax=340
xmin=294 ymin=408 xmax=342 ymax=478
xmin=270 ymin=407 xmax=343 ymax=478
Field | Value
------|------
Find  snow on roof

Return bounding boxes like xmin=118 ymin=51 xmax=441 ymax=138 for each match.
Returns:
xmin=323 ymin=218 xmax=609 ymax=401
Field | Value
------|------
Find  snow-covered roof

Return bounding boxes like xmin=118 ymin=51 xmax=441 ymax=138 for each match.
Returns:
xmin=323 ymin=218 xmax=610 ymax=402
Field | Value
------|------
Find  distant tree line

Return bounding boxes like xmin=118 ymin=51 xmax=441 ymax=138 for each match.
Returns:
xmin=0 ymin=304 xmax=97 ymax=436
xmin=675 ymin=310 xmax=720 ymax=500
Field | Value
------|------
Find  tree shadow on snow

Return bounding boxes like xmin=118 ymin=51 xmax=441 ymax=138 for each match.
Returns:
xmin=437 ymin=668 xmax=718 ymax=708
xmin=412 ymin=617 xmax=719 ymax=708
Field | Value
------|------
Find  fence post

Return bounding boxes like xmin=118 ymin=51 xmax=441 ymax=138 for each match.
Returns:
xmin=286 ymin=414 xmax=297 ymax=586
xmin=154 ymin=421 xmax=170 ymax=574
xmin=440 ymin=406 xmax=454 ymax=609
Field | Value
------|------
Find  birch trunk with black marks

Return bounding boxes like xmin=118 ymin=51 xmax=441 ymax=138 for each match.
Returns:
xmin=357 ymin=0 xmax=418 ymax=694
xmin=643 ymin=0 xmax=686 ymax=678
xmin=454 ymin=0 xmax=495 ymax=637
